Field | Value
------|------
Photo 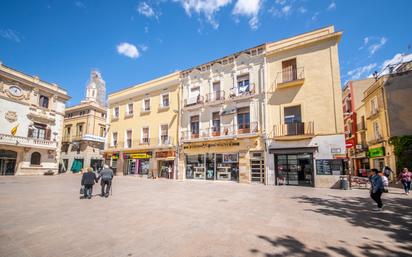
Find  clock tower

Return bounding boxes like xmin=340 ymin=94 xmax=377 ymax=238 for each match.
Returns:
xmin=84 ymin=70 xmax=106 ymax=106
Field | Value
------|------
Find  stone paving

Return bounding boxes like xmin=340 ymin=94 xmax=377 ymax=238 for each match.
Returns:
xmin=0 ymin=175 xmax=411 ymax=257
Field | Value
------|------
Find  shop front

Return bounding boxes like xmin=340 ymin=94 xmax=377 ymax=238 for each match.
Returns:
xmin=0 ymin=150 xmax=17 ymax=175
xmin=156 ymin=150 xmax=176 ymax=179
xmin=181 ymin=138 xmax=263 ymax=183
xmin=368 ymin=146 xmax=386 ymax=171
xmin=123 ymin=152 xmax=152 ymax=176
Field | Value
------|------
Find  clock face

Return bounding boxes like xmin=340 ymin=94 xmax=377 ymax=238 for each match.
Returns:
xmin=9 ymin=86 xmax=22 ymax=97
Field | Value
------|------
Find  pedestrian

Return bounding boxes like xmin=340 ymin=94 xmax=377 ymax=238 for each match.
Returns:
xmin=98 ymin=164 xmax=114 ymax=198
xmin=81 ymin=167 xmax=98 ymax=199
xmin=369 ymin=168 xmax=384 ymax=211
xmin=397 ymin=167 xmax=412 ymax=195
xmin=167 ymin=165 xmax=173 ymax=179
xmin=383 ymin=166 xmax=393 ymax=180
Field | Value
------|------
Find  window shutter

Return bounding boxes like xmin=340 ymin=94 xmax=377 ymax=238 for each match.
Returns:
xmin=46 ymin=129 xmax=51 ymax=140
xmin=28 ymin=128 xmax=33 ymax=138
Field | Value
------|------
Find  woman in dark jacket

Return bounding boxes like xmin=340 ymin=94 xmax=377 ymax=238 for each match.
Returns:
xmin=81 ymin=167 xmax=98 ymax=199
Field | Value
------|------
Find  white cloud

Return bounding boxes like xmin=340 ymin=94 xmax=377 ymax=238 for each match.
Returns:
xmin=327 ymin=1 xmax=336 ymax=11
xmin=297 ymin=6 xmax=307 ymax=14
xmin=363 ymin=37 xmax=369 ymax=45
xmin=379 ymin=53 xmax=412 ymax=75
xmin=174 ymin=0 xmax=232 ymax=29
xmin=311 ymin=12 xmax=319 ymax=21
xmin=0 ymin=29 xmax=21 ymax=43
xmin=137 ymin=2 xmax=158 ymax=18
xmin=75 ymin=1 xmax=86 ymax=9
xmin=117 ymin=43 xmax=140 ymax=59
xmin=139 ymin=44 xmax=149 ymax=51
xmin=233 ymin=0 xmax=262 ymax=30
xmin=275 ymin=0 xmax=287 ymax=5
xmin=144 ymin=26 xmax=149 ymax=33
xmin=368 ymin=37 xmax=387 ymax=55
xmin=347 ymin=63 xmax=377 ymax=80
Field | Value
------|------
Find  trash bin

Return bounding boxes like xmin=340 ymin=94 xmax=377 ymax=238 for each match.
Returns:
xmin=340 ymin=176 xmax=349 ymax=190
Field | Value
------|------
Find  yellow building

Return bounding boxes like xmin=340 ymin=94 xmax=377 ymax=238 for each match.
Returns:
xmin=105 ymin=72 xmax=180 ymax=178
xmin=265 ymin=26 xmax=346 ymax=188
xmin=363 ymin=60 xmax=412 ymax=174
xmin=61 ymin=71 xmax=107 ymax=173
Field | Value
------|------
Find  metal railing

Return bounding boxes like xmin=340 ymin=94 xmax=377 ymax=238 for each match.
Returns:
xmin=184 ymin=95 xmax=204 ymax=107
xmin=206 ymin=91 xmax=225 ymax=103
xmin=228 ymin=85 xmax=256 ymax=98
xmin=273 ymin=121 xmax=314 ymax=137
xmin=181 ymin=122 xmax=259 ymax=140
xmin=159 ymin=136 xmax=173 ymax=145
xmin=139 ymin=138 xmax=150 ymax=145
xmin=141 ymin=107 xmax=151 ymax=113
xmin=277 ymin=67 xmax=305 ymax=84
xmin=0 ymin=133 xmax=57 ymax=148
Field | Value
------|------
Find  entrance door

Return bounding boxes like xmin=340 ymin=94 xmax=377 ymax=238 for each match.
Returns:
xmin=158 ymin=160 xmax=174 ymax=179
xmin=90 ymin=159 xmax=103 ymax=173
xmin=275 ymin=153 xmax=313 ymax=186
xmin=206 ymin=153 xmax=215 ymax=180
xmin=0 ymin=150 xmax=17 ymax=175
xmin=250 ymin=151 xmax=265 ymax=183
xmin=125 ymin=159 xmax=137 ymax=175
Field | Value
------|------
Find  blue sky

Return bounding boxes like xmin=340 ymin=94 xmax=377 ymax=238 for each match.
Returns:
xmin=1 ymin=0 xmax=411 ymax=106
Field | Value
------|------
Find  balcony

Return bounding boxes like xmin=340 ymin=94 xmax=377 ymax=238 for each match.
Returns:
xmin=276 ymin=67 xmax=305 ymax=89
xmin=62 ymin=135 xmax=71 ymax=142
xmin=158 ymin=136 xmax=173 ymax=145
xmin=228 ymin=86 xmax=256 ymax=101
xmin=366 ymin=108 xmax=380 ymax=120
xmin=124 ymin=112 xmax=134 ymax=118
xmin=158 ymin=103 xmax=170 ymax=111
xmin=273 ymin=122 xmax=314 ymax=140
xmin=367 ymin=136 xmax=384 ymax=146
xmin=140 ymin=107 xmax=151 ymax=114
xmin=111 ymin=115 xmax=119 ymax=122
xmin=357 ymin=122 xmax=366 ymax=132
xmin=205 ymin=91 xmax=225 ymax=105
xmin=181 ymin=122 xmax=259 ymax=142
xmin=183 ymin=95 xmax=204 ymax=110
xmin=139 ymin=138 xmax=150 ymax=145
xmin=0 ymin=134 xmax=57 ymax=149
xmin=71 ymin=135 xmax=83 ymax=141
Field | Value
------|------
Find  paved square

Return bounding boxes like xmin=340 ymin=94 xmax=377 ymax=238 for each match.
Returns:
xmin=0 ymin=176 xmax=411 ymax=257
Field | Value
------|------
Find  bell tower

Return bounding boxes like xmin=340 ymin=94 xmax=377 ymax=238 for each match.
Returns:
xmin=84 ymin=70 xmax=106 ymax=106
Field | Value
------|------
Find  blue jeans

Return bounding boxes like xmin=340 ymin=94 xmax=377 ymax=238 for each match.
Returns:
xmin=402 ymin=181 xmax=411 ymax=193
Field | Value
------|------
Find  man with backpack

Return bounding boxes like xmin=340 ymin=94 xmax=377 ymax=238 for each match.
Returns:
xmin=98 ymin=164 xmax=114 ymax=198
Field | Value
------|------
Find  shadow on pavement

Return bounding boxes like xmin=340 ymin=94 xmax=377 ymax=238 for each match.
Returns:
xmin=250 ymin=234 xmax=411 ymax=257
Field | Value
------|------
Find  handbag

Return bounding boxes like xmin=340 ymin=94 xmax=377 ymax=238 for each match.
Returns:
xmin=80 ymin=186 xmax=84 ymax=195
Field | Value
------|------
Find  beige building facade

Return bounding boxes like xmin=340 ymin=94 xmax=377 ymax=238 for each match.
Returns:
xmin=0 ymin=63 xmax=69 ymax=175
xmin=105 ymin=72 xmax=180 ymax=178
xmin=60 ymin=71 xmax=107 ymax=173
xmin=265 ymin=26 xmax=346 ymax=188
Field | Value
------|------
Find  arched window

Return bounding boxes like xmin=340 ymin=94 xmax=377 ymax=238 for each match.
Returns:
xmin=30 ymin=152 xmax=41 ymax=165
xmin=39 ymin=95 xmax=49 ymax=108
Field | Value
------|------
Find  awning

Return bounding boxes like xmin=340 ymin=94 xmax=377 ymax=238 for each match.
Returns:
xmin=269 ymin=146 xmax=318 ymax=154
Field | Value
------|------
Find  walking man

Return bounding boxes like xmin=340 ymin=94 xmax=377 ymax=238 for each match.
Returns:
xmin=369 ymin=168 xmax=384 ymax=211
xmin=98 ymin=164 xmax=114 ymax=198
xmin=81 ymin=167 xmax=98 ymax=199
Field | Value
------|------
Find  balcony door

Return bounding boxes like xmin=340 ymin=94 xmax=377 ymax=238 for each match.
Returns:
xmin=212 ymin=82 xmax=221 ymax=101
xmin=190 ymin=115 xmax=200 ymax=138
xmin=284 ymin=105 xmax=303 ymax=135
xmin=282 ymin=59 xmax=298 ymax=82
xmin=237 ymin=107 xmax=250 ymax=134
xmin=212 ymin=112 xmax=221 ymax=136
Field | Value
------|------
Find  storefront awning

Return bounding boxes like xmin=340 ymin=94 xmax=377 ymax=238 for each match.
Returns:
xmin=269 ymin=146 xmax=318 ymax=154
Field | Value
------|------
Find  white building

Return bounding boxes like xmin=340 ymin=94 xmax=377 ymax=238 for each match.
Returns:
xmin=0 ymin=63 xmax=70 ymax=175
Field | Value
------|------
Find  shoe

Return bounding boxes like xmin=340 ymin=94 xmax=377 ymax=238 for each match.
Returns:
xmin=88 ymin=196 xmax=92 ymax=199
xmin=105 ymin=194 xmax=109 ymax=198
xmin=373 ymin=207 xmax=382 ymax=211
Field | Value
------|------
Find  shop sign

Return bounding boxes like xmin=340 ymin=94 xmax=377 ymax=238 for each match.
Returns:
xmin=128 ymin=153 xmax=152 ymax=159
xmin=333 ymin=154 xmax=347 ymax=159
xmin=331 ymin=148 xmax=341 ymax=154
xmin=156 ymin=151 xmax=175 ymax=158
xmin=183 ymin=141 xmax=240 ymax=149
xmin=345 ymin=139 xmax=355 ymax=148
xmin=111 ymin=153 xmax=119 ymax=160
xmin=368 ymin=147 xmax=385 ymax=158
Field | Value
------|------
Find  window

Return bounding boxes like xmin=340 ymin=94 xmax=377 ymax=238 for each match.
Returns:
xmin=284 ymin=105 xmax=302 ymax=124
xmin=113 ymin=107 xmax=119 ymax=118
xmin=212 ymin=82 xmax=222 ymax=101
xmin=143 ymin=99 xmax=150 ymax=111
xmin=373 ymin=121 xmax=382 ymax=140
xmin=76 ymin=124 xmax=83 ymax=136
xmin=371 ymin=97 xmax=378 ymax=114
xmin=39 ymin=95 xmax=49 ymax=108
xmin=237 ymin=107 xmax=250 ymax=132
xmin=160 ymin=124 xmax=168 ymax=144
xmin=126 ymin=130 xmax=132 ymax=148
xmin=99 ymin=126 xmax=105 ymax=137
xmin=282 ymin=58 xmax=297 ymax=82
xmin=141 ymin=127 xmax=149 ymax=144
xmin=65 ymin=126 xmax=71 ymax=137
xmin=344 ymin=97 xmax=351 ymax=113
xmin=31 ymin=123 xmax=48 ymax=139
xmin=127 ymin=103 xmax=134 ymax=115
xmin=101 ymin=113 xmax=106 ymax=118
xmin=161 ymin=94 xmax=169 ymax=107
xmin=237 ymin=74 xmax=250 ymax=94
xmin=112 ymin=132 xmax=118 ymax=146
xmin=30 ymin=152 xmax=41 ymax=165
xmin=212 ymin=112 xmax=220 ymax=134
xmin=190 ymin=115 xmax=200 ymax=137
